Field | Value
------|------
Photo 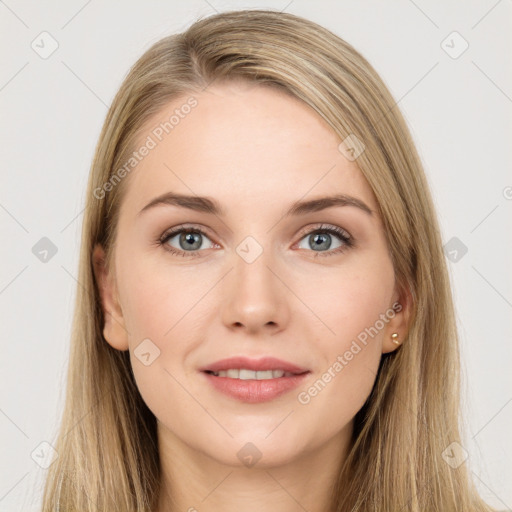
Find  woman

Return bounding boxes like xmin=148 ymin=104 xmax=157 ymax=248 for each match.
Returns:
xmin=41 ymin=9 xmax=495 ymax=511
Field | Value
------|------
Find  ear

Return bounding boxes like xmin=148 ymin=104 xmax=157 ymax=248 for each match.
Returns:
xmin=92 ymin=243 xmax=129 ymax=351
xmin=381 ymin=284 xmax=413 ymax=354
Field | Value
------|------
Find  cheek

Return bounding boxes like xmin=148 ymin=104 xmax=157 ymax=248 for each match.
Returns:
xmin=298 ymin=255 xmax=395 ymax=348
xmin=292 ymin=256 xmax=394 ymax=414
xmin=116 ymin=252 xmax=201 ymax=342
xmin=115 ymin=253 xmax=209 ymax=403
xmin=115 ymin=254 xmax=202 ymax=422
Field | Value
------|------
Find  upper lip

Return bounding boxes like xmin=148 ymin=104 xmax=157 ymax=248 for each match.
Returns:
xmin=200 ymin=356 xmax=309 ymax=374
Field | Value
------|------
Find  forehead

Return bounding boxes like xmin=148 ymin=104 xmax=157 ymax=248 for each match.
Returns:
xmin=119 ymin=81 xmax=377 ymax=218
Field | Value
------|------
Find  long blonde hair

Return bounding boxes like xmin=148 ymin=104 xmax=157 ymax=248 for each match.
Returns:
xmin=42 ymin=9 xmax=494 ymax=511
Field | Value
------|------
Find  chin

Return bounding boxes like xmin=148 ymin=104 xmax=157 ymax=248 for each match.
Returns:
xmin=204 ymin=428 xmax=309 ymax=469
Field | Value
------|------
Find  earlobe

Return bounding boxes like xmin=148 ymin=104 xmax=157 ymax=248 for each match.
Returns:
xmin=92 ymin=244 xmax=129 ymax=351
xmin=381 ymin=285 xmax=413 ymax=354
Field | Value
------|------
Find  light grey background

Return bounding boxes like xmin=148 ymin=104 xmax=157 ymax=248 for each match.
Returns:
xmin=1 ymin=1 xmax=511 ymax=510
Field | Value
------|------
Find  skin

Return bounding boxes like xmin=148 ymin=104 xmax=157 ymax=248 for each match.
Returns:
xmin=93 ymin=80 xmax=410 ymax=512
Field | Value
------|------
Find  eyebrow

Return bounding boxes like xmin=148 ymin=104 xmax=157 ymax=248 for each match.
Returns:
xmin=137 ymin=192 xmax=373 ymax=218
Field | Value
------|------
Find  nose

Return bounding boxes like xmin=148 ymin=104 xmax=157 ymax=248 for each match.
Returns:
xmin=220 ymin=246 xmax=290 ymax=335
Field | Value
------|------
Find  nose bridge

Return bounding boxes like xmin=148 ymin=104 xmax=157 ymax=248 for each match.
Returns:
xmin=220 ymin=234 xmax=289 ymax=331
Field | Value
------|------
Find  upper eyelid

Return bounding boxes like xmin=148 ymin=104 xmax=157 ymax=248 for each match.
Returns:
xmin=161 ymin=223 xmax=213 ymax=239
xmin=296 ymin=223 xmax=350 ymax=239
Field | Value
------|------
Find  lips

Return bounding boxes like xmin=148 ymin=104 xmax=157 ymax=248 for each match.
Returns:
xmin=199 ymin=356 xmax=310 ymax=403
xmin=199 ymin=356 xmax=309 ymax=375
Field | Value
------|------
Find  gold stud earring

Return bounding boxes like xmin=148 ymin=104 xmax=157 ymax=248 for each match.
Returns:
xmin=391 ymin=333 xmax=400 ymax=345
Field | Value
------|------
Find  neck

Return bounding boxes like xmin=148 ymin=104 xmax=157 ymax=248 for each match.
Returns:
xmin=156 ymin=421 xmax=352 ymax=512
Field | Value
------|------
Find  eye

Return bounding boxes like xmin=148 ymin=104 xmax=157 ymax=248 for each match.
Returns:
xmin=296 ymin=224 xmax=353 ymax=257
xmin=158 ymin=223 xmax=353 ymax=258
xmin=159 ymin=225 xmax=216 ymax=257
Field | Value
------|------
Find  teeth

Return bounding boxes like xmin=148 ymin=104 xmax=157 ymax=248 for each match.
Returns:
xmin=210 ymin=369 xmax=293 ymax=379
xmin=240 ymin=369 xmax=258 ymax=380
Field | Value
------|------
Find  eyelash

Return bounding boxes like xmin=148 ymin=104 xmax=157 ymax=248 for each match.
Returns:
xmin=157 ymin=223 xmax=354 ymax=259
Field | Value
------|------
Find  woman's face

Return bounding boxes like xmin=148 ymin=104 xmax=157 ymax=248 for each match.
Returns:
xmin=94 ymin=80 xmax=408 ymax=468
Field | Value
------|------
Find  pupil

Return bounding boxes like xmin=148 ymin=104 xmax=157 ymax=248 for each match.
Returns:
xmin=180 ymin=232 xmax=201 ymax=250
xmin=311 ymin=233 xmax=331 ymax=251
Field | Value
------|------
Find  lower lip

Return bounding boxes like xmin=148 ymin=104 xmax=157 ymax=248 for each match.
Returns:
xmin=202 ymin=371 xmax=310 ymax=403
